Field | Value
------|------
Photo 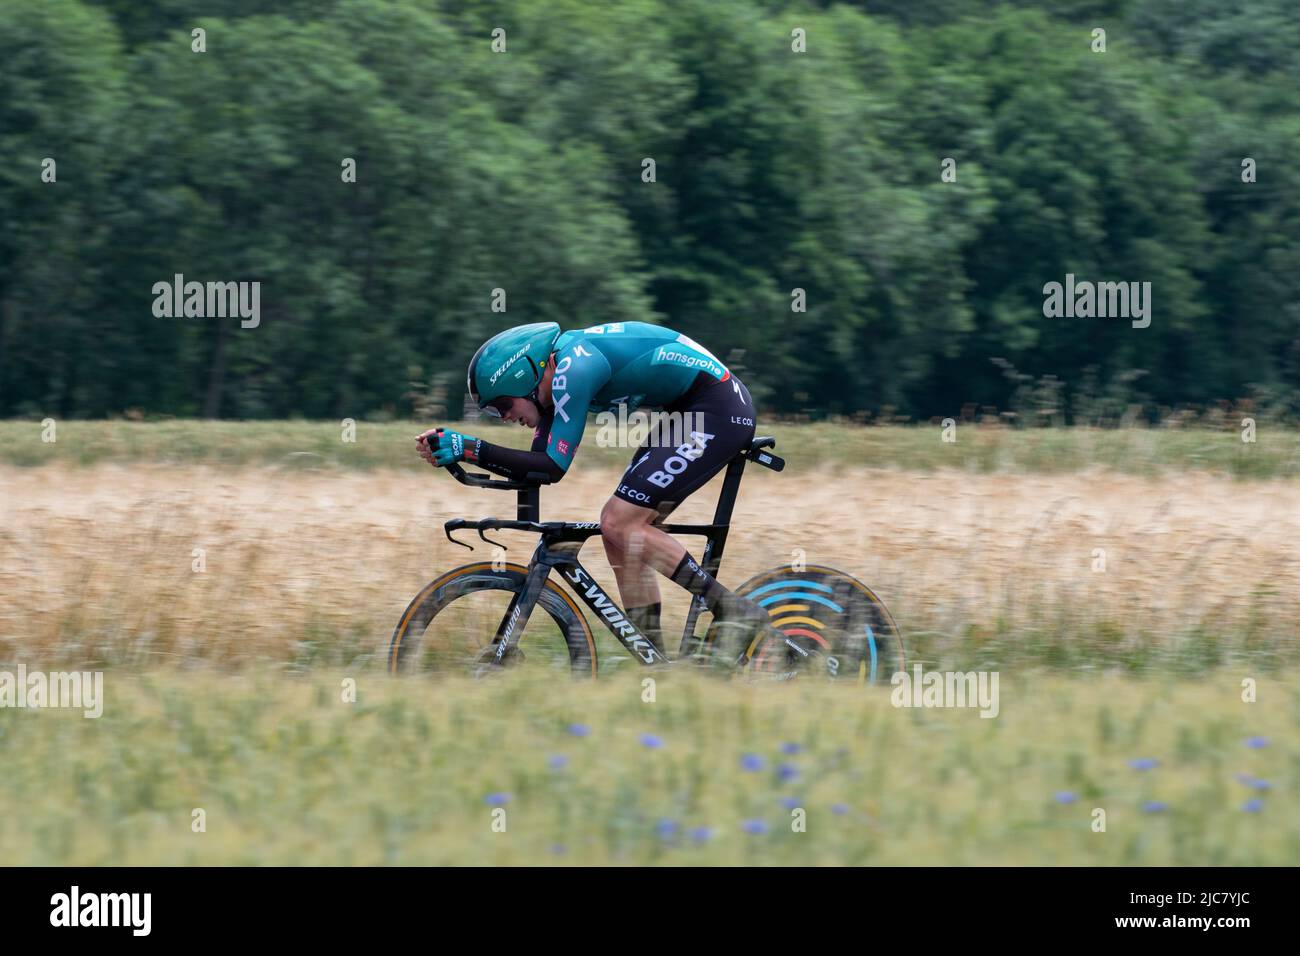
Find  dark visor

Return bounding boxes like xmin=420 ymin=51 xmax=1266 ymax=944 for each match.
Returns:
xmin=482 ymin=396 xmax=514 ymax=418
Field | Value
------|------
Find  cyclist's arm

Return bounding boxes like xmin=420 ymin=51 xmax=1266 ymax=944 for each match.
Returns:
xmin=539 ymin=340 xmax=606 ymax=470
xmin=472 ymin=407 xmax=565 ymax=483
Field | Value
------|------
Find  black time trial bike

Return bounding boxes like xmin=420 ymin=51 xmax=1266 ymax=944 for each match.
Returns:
xmin=388 ymin=435 xmax=904 ymax=683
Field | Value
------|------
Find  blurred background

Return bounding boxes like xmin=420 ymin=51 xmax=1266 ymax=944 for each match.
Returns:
xmin=2 ymin=0 xmax=1298 ymax=423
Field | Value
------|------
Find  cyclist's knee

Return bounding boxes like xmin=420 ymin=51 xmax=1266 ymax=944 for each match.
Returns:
xmin=601 ymin=497 xmax=652 ymax=549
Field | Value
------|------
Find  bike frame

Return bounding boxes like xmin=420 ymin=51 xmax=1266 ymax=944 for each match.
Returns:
xmin=442 ymin=438 xmax=783 ymax=666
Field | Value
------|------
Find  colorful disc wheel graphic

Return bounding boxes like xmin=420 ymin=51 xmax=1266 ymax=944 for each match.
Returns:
xmin=713 ymin=565 xmax=904 ymax=684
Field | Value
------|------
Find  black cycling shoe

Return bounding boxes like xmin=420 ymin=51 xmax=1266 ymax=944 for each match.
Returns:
xmin=711 ymin=596 xmax=783 ymax=664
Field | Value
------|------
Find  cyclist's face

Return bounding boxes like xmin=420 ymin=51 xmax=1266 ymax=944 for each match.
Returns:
xmin=485 ymin=396 xmax=539 ymax=428
xmin=482 ymin=355 xmax=552 ymax=428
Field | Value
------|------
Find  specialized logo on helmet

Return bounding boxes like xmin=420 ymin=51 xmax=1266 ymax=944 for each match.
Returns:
xmin=488 ymin=345 xmax=531 ymax=386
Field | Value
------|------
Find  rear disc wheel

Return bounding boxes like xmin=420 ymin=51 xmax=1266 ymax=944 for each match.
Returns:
xmin=705 ymin=565 xmax=904 ymax=685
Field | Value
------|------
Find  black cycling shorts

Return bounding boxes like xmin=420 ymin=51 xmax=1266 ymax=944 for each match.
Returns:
xmin=613 ymin=373 xmax=756 ymax=513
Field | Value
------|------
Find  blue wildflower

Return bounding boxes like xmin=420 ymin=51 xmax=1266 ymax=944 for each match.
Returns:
xmin=1054 ymin=791 xmax=1079 ymax=805
xmin=830 ymin=803 xmax=850 ymax=816
xmin=780 ymin=742 xmax=803 ymax=755
xmin=567 ymin=723 xmax=590 ymax=737
xmin=655 ymin=819 xmax=678 ymax=840
xmin=548 ymin=754 xmax=569 ymax=770
xmin=1242 ymin=799 xmax=1264 ymax=813
xmin=640 ymin=733 xmax=664 ymax=749
xmin=689 ymin=826 xmax=714 ymax=844
xmin=741 ymin=819 xmax=769 ymax=835
xmin=779 ymin=797 xmax=802 ymax=810
xmin=1245 ymin=736 xmax=1269 ymax=749
xmin=777 ymin=763 xmax=800 ymax=783
xmin=740 ymin=753 xmax=766 ymax=772
xmin=1142 ymin=800 xmax=1168 ymax=813
xmin=1129 ymin=758 xmax=1159 ymax=771
xmin=1235 ymin=774 xmax=1271 ymax=790
xmin=484 ymin=792 xmax=511 ymax=806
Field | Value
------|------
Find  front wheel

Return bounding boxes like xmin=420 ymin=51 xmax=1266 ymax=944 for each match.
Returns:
xmin=704 ymin=564 xmax=904 ymax=685
xmin=388 ymin=562 xmax=597 ymax=677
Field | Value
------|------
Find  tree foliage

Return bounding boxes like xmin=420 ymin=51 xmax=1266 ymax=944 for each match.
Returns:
xmin=1 ymin=0 xmax=1296 ymax=420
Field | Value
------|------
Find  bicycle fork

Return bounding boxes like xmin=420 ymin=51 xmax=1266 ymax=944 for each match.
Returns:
xmin=490 ymin=548 xmax=553 ymax=664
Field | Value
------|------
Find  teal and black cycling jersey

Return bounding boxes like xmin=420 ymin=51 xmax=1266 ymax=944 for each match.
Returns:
xmin=543 ymin=322 xmax=733 ymax=469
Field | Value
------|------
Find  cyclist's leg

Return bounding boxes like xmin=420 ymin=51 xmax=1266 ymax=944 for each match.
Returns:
xmin=602 ymin=414 xmax=695 ymax=653
xmin=602 ymin=406 xmax=687 ymax=609
xmin=600 ymin=498 xmax=669 ymax=606
xmin=603 ymin=376 xmax=761 ymax=644
xmin=600 ymin=496 xmax=678 ymax=655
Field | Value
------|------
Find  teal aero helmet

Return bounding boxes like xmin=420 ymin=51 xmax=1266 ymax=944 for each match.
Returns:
xmin=467 ymin=322 xmax=561 ymax=416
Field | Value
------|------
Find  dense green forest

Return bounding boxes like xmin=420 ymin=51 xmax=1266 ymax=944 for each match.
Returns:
xmin=2 ymin=0 xmax=1297 ymax=421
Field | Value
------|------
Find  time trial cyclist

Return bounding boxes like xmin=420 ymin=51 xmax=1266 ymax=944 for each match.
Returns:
xmin=416 ymin=321 xmax=773 ymax=658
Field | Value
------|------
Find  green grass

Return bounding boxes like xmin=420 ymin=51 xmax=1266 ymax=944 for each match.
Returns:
xmin=1 ymin=668 xmax=1294 ymax=865
xmin=3 ymin=419 xmax=1298 ymax=477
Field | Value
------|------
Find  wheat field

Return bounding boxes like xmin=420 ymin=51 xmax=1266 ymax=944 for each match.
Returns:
xmin=1 ymin=458 xmax=1297 ymax=671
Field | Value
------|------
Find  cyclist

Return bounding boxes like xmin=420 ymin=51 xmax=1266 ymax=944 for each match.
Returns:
xmin=416 ymin=321 xmax=771 ymax=658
